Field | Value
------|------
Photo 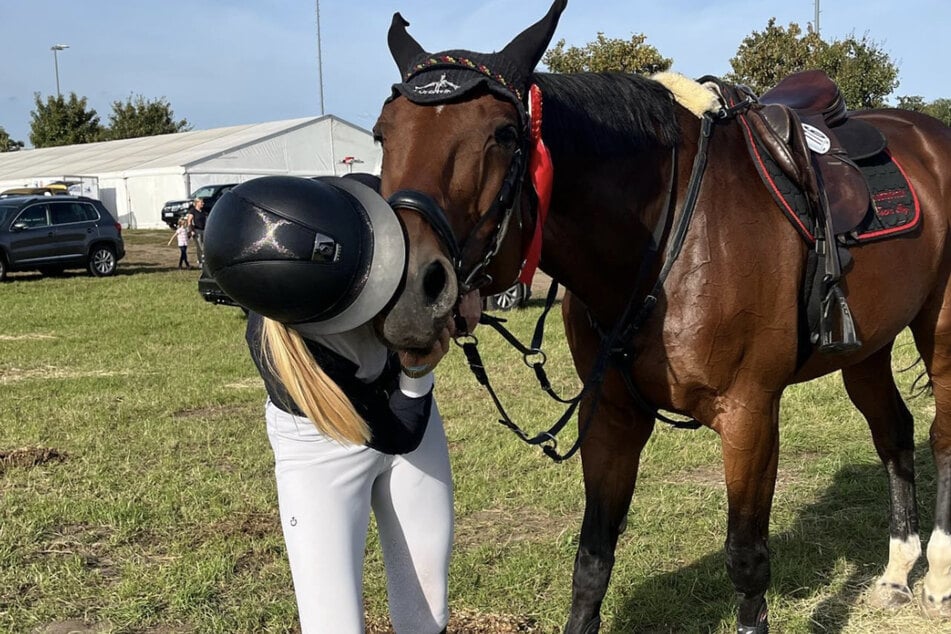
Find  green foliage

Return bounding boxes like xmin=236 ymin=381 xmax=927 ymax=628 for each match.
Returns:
xmin=890 ymin=96 xmax=951 ymax=126
xmin=924 ymin=98 xmax=951 ymax=126
xmin=543 ymin=32 xmax=672 ymax=74
xmin=0 ymin=125 xmax=24 ymax=152
xmin=727 ymin=19 xmax=898 ymax=109
xmin=28 ymin=92 xmax=103 ymax=148
xmin=106 ymin=95 xmax=191 ymax=141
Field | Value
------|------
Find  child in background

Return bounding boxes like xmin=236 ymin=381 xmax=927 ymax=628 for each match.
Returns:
xmin=167 ymin=218 xmax=192 ymax=269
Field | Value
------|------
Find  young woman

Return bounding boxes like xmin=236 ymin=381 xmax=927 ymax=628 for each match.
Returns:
xmin=203 ymin=175 xmax=480 ymax=634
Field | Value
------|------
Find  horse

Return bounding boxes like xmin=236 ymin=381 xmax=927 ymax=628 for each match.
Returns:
xmin=372 ymin=1 xmax=951 ymax=631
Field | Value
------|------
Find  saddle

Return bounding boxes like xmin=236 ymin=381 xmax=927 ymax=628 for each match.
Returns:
xmin=750 ymin=70 xmax=886 ymax=236
xmin=716 ymin=70 xmax=889 ymax=354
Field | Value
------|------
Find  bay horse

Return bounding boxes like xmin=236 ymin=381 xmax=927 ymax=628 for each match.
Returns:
xmin=372 ymin=1 xmax=951 ymax=631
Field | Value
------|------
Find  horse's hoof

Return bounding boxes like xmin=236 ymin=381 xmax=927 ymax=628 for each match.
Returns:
xmin=868 ymin=580 xmax=914 ymax=608
xmin=921 ymin=588 xmax=951 ymax=619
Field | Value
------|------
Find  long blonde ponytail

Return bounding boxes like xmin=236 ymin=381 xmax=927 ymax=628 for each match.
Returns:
xmin=260 ymin=317 xmax=371 ymax=444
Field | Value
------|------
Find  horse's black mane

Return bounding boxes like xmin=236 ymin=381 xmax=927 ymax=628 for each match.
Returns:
xmin=531 ymin=72 xmax=681 ymax=160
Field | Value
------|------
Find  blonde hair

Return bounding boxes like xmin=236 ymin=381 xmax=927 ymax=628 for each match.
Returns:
xmin=260 ymin=317 xmax=371 ymax=444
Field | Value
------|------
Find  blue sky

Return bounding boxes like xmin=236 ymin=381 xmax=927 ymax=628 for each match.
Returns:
xmin=1 ymin=0 xmax=948 ymax=146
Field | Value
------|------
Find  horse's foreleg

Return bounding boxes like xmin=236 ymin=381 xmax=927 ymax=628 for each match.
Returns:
xmin=718 ymin=394 xmax=780 ymax=634
xmin=841 ymin=344 xmax=921 ymax=607
xmin=564 ymin=398 xmax=654 ymax=634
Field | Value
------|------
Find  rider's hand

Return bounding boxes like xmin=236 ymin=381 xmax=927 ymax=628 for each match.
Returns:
xmin=454 ymin=289 xmax=482 ymax=336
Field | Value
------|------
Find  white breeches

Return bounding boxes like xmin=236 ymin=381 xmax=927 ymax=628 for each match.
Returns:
xmin=266 ymin=400 xmax=453 ymax=634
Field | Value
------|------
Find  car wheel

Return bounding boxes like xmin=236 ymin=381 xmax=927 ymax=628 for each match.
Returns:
xmin=0 ymin=255 xmax=6 ymax=281
xmin=484 ymin=283 xmax=527 ymax=311
xmin=88 ymin=246 xmax=117 ymax=277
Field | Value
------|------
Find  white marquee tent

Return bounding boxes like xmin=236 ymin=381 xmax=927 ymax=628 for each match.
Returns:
xmin=0 ymin=115 xmax=381 ymax=228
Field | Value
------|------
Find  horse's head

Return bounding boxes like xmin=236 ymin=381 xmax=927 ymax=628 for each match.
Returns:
xmin=373 ymin=0 xmax=567 ymax=353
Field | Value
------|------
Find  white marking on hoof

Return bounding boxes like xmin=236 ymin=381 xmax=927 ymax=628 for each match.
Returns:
xmin=923 ymin=529 xmax=951 ymax=618
xmin=868 ymin=580 xmax=913 ymax=608
xmin=870 ymin=535 xmax=921 ymax=609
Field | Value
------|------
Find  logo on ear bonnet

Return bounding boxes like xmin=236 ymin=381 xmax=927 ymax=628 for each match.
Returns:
xmin=414 ymin=73 xmax=461 ymax=97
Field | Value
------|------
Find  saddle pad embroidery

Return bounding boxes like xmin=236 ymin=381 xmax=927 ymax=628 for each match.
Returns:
xmin=743 ymin=119 xmax=921 ymax=244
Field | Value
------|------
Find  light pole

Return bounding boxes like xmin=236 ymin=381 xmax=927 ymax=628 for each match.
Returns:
xmin=315 ymin=1 xmax=324 ymax=115
xmin=51 ymin=44 xmax=69 ymax=98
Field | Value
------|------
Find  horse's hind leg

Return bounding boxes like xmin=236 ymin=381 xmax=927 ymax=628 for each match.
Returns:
xmin=910 ymin=292 xmax=951 ymax=617
xmin=841 ymin=344 xmax=921 ymax=607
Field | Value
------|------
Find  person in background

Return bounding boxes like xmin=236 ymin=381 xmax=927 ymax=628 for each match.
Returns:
xmin=166 ymin=217 xmax=192 ymax=269
xmin=185 ymin=197 xmax=208 ymax=264
xmin=203 ymin=175 xmax=481 ymax=634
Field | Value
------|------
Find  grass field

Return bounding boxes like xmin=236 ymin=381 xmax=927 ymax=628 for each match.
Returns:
xmin=0 ymin=229 xmax=947 ymax=633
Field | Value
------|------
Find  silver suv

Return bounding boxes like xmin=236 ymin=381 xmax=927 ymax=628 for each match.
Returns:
xmin=0 ymin=195 xmax=125 ymax=281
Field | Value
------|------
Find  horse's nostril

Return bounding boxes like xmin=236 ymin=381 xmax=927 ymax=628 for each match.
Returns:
xmin=422 ymin=260 xmax=449 ymax=305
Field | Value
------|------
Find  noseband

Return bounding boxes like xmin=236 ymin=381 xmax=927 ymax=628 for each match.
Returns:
xmin=387 ymin=141 xmax=527 ymax=294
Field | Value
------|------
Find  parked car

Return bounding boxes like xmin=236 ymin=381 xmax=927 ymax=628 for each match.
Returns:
xmin=161 ymin=183 xmax=237 ymax=229
xmin=0 ymin=195 xmax=125 ymax=281
xmin=198 ymin=264 xmax=244 ymax=310
xmin=483 ymin=282 xmax=531 ymax=311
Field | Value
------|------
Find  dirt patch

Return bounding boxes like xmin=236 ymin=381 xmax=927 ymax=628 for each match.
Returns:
xmin=367 ymin=608 xmax=543 ymax=633
xmin=0 ymin=333 xmax=58 ymax=341
xmin=0 ymin=366 xmax=129 ymax=385
xmin=0 ymin=446 xmax=66 ymax=473
xmin=454 ymin=505 xmax=580 ymax=549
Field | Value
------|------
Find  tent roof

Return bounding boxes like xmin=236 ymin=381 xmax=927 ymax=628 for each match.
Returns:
xmin=0 ymin=115 xmax=365 ymax=180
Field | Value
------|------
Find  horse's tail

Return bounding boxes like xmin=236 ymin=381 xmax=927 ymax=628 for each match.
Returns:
xmin=901 ymin=355 xmax=933 ymax=397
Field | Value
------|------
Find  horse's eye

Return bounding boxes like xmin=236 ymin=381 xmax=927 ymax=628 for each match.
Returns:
xmin=494 ymin=125 xmax=518 ymax=148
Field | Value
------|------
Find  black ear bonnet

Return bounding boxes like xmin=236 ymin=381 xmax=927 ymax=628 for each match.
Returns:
xmin=203 ymin=175 xmax=406 ymax=334
xmin=386 ymin=0 xmax=567 ymax=122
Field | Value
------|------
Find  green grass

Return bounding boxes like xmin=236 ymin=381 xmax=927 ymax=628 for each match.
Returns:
xmin=0 ymin=230 xmax=946 ymax=633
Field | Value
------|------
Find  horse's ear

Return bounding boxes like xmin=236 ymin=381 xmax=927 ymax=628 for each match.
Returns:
xmin=500 ymin=0 xmax=567 ymax=77
xmin=388 ymin=13 xmax=427 ymax=74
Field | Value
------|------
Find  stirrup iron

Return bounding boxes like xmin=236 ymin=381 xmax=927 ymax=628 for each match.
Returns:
xmin=817 ymin=284 xmax=861 ymax=354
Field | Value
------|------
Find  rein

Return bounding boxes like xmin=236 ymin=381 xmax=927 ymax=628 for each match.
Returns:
xmin=459 ymin=109 xmax=727 ymax=461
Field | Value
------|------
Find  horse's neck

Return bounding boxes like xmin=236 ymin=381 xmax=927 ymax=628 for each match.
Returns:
xmin=539 ymin=108 xmax=699 ymax=321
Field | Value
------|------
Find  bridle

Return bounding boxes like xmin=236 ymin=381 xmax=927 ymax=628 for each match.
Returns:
xmin=386 ymin=107 xmax=530 ymax=296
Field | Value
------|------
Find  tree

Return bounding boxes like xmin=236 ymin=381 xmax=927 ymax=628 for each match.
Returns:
xmin=543 ymin=32 xmax=672 ymax=75
xmin=727 ymin=19 xmax=898 ymax=109
xmin=0 ymin=126 xmax=23 ymax=152
xmin=106 ymin=95 xmax=191 ymax=141
xmin=29 ymin=93 xmax=103 ymax=148
xmin=924 ymin=99 xmax=951 ymax=127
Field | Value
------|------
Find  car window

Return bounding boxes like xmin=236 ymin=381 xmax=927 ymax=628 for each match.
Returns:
xmin=192 ymin=186 xmax=216 ymax=198
xmin=0 ymin=205 xmax=16 ymax=224
xmin=83 ymin=203 xmax=101 ymax=221
xmin=49 ymin=202 xmax=91 ymax=225
xmin=15 ymin=204 xmax=50 ymax=228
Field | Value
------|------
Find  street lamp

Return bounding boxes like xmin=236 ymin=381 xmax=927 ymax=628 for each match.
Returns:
xmin=50 ymin=44 xmax=69 ymax=98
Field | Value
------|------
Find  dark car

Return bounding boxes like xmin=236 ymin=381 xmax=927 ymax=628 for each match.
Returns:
xmin=161 ymin=183 xmax=237 ymax=229
xmin=0 ymin=195 xmax=125 ymax=281
xmin=198 ymin=264 xmax=243 ymax=309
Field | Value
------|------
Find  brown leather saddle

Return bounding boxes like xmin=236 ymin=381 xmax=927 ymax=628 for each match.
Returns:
xmin=708 ymin=70 xmax=889 ymax=354
xmin=747 ymin=70 xmax=886 ymax=235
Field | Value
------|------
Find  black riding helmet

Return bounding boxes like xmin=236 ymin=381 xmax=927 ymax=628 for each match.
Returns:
xmin=203 ymin=175 xmax=407 ymax=335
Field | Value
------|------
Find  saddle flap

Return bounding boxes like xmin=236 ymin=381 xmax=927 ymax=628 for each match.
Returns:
xmin=814 ymin=155 xmax=872 ymax=234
